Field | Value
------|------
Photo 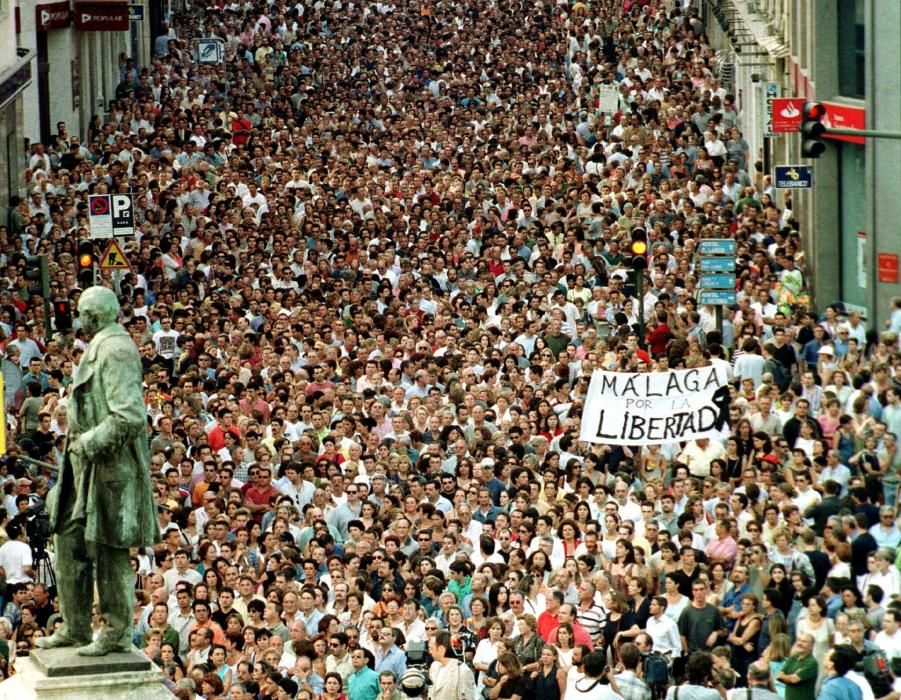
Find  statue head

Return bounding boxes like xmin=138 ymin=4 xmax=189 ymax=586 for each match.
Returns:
xmin=78 ymin=287 xmax=120 ymax=338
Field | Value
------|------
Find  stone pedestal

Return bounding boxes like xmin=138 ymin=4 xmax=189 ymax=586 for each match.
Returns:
xmin=0 ymin=647 xmax=174 ymax=699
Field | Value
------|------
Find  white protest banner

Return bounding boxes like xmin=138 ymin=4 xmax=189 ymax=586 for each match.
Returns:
xmin=579 ymin=366 xmax=732 ymax=446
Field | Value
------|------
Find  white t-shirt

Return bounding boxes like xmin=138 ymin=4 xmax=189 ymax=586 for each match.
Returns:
xmin=0 ymin=539 xmax=33 ymax=583
xmin=153 ymin=328 xmax=180 ymax=359
xmin=875 ymin=628 xmax=901 ymax=659
xmin=569 ymin=676 xmax=622 ymax=699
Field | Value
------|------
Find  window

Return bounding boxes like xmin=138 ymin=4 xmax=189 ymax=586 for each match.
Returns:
xmin=838 ymin=0 xmax=866 ymax=97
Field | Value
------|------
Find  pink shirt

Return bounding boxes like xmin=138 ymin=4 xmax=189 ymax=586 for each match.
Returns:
xmin=705 ymin=535 xmax=738 ymax=567
xmin=548 ymin=620 xmax=594 ymax=651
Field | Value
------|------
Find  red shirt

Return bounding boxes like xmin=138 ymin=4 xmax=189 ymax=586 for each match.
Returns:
xmin=244 ymin=484 xmax=277 ymax=523
xmin=207 ymin=425 xmax=241 ymax=452
xmin=647 ymin=322 xmax=671 ymax=356
xmin=537 ymin=609 xmax=559 ymax=641
xmin=188 ymin=619 xmax=226 ymax=646
xmin=230 ymin=117 xmax=252 ymax=145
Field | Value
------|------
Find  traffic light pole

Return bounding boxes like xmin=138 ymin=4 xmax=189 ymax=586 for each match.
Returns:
xmin=42 ymin=294 xmax=52 ymax=339
xmin=824 ymin=127 xmax=901 ymax=140
xmin=636 ymin=271 xmax=645 ymax=348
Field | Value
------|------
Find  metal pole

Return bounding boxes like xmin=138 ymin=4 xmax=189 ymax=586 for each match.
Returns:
xmin=824 ymin=127 xmax=901 ymax=140
xmin=43 ymin=298 xmax=52 ymax=339
xmin=637 ymin=271 xmax=645 ymax=349
xmin=715 ymin=305 xmax=724 ymax=349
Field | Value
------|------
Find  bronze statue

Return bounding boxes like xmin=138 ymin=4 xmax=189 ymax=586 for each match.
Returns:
xmin=37 ymin=286 xmax=159 ymax=656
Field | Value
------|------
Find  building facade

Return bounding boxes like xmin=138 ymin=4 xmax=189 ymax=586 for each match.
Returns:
xmin=1 ymin=0 xmax=155 ymax=228
xmin=702 ymin=0 xmax=900 ymax=326
xmin=0 ymin=0 xmax=35 ymax=228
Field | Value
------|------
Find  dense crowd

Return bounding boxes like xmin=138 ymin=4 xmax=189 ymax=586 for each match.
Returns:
xmin=1 ymin=0 xmax=901 ymax=698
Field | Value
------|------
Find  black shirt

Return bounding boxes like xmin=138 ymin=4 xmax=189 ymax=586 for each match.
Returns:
xmin=497 ymin=674 xmax=530 ymax=700
xmin=772 ymin=342 xmax=797 ymax=372
xmin=678 ymin=603 xmax=724 ymax=654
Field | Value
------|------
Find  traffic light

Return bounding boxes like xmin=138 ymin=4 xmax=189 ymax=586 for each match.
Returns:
xmin=54 ymin=300 xmax=72 ymax=331
xmin=77 ymin=240 xmax=96 ymax=288
xmin=25 ymin=254 xmax=50 ymax=301
xmin=800 ymin=101 xmax=827 ymax=158
xmin=629 ymin=228 xmax=648 ymax=271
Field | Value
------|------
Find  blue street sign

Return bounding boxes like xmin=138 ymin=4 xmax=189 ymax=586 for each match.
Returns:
xmin=698 ymin=239 xmax=737 ymax=256
xmin=128 ymin=4 xmax=144 ymax=20
xmin=699 ymin=257 xmax=736 ymax=273
xmin=699 ymin=274 xmax=736 ymax=289
xmin=699 ymin=290 xmax=737 ymax=306
xmin=774 ymin=165 xmax=813 ymax=189
xmin=197 ymin=39 xmax=224 ymax=64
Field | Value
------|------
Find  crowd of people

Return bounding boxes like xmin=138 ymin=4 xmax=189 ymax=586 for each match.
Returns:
xmin=1 ymin=0 xmax=901 ymax=698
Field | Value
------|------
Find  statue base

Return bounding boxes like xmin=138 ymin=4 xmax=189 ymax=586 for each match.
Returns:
xmin=0 ymin=647 xmax=173 ymax=699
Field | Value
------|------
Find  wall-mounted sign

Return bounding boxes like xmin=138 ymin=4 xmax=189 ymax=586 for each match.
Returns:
xmin=878 ymin=253 xmax=899 ymax=284
xmin=74 ymin=0 xmax=129 ymax=31
xmin=36 ymin=2 xmax=73 ymax=30
xmin=768 ymin=98 xmax=805 ymax=134
xmin=821 ymin=101 xmax=866 ymax=145
xmin=774 ymin=165 xmax=814 ymax=189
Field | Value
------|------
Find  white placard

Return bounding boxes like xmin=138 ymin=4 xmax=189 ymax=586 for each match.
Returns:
xmin=579 ymin=367 xmax=731 ymax=446
xmin=597 ymin=87 xmax=620 ymax=114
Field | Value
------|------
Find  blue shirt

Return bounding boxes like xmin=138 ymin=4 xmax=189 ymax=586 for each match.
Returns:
xmin=374 ymin=645 xmax=407 ymax=678
xmin=472 ymin=505 xmax=501 ymax=524
xmin=825 ymin=593 xmax=843 ymax=620
xmin=299 ymin=609 xmax=323 ymax=637
xmin=347 ymin=666 xmax=380 ymax=700
xmin=819 ymin=675 xmax=862 ymax=700
xmin=722 ymin=582 xmax=751 ymax=629
xmin=870 ymin=523 xmax=901 ymax=549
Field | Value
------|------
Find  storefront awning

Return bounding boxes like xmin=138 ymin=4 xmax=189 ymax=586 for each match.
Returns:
xmin=0 ymin=48 xmax=35 ymax=111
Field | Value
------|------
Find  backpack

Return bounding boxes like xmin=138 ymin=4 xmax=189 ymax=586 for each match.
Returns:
xmin=862 ymin=650 xmax=893 ymax=698
xmin=643 ymin=651 xmax=670 ymax=687
xmin=764 ymin=358 xmax=790 ymax=391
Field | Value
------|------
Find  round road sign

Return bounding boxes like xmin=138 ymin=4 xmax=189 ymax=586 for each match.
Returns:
xmin=90 ymin=197 xmax=110 ymax=216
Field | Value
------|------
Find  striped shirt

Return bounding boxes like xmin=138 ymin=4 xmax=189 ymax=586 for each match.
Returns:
xmin=576 ymin=602 xmax=606 ymax=645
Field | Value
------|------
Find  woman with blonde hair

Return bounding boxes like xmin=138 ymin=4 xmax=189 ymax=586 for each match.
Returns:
xmin=529 ymin=644 xmax=566 ymax=700
xmin=755 ymin=632 xmax=791 ymax=698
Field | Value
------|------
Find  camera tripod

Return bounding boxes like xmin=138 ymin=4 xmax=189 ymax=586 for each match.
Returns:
xmin=32 ymin=545 xmax=56 ymax=590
